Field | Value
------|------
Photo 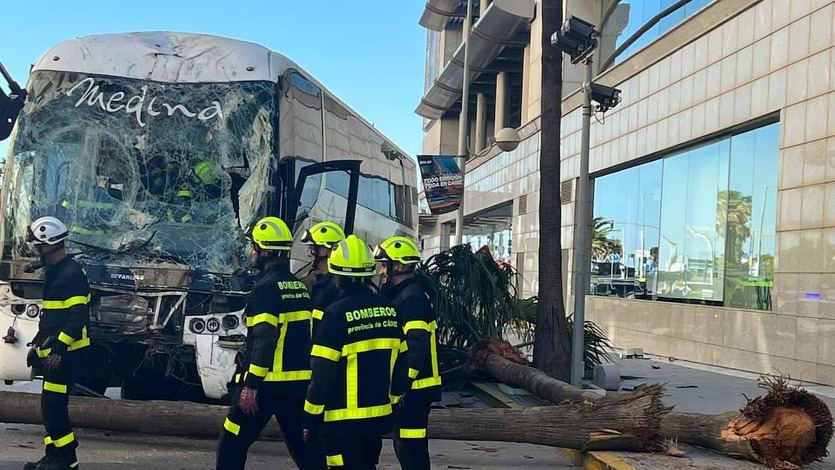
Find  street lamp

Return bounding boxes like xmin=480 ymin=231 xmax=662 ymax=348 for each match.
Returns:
xmin=552 ymin=16 xmax=622 ymax=387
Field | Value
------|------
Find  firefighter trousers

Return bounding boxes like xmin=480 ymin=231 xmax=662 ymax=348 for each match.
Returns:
xmin=320 ymin=432 xmax=383 ymax=470
xmin=392 ymin=396 xmax=433 ymax=470
xmin=38 ymin=352 xmax=82 ymax=462
xmin=216 ymin=384 xmax=326 ymax=470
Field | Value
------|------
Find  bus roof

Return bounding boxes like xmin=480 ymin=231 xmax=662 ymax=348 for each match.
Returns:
xmin=31 ymin=31 xmax=412 ymax=161
xmin=33 ymin=31 xmax=291 ymax=84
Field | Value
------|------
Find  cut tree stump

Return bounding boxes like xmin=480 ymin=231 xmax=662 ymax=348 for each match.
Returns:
xmin=473 ymin=339 xmax=834 ymax=468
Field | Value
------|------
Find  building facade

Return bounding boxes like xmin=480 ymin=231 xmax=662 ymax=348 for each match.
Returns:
xmin=417 ymin=0 xmax=835 ymax=385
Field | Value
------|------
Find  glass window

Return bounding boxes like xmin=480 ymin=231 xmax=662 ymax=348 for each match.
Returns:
xmin=657 ymin=140 xmax=729 ymax=303
xmin=604 ymin=0 xmax=712 ymax=66
xmin=592 ymin=161 xmax=661 ymax=299
xmin=592 ymin=121 xmax=779 ymax=310
xmin=723 ymin=123 xmax=779 ymax=310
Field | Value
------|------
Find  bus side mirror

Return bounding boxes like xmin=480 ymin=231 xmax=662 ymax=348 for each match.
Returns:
xmin=0 ymin=61 xmax=26 ymax=142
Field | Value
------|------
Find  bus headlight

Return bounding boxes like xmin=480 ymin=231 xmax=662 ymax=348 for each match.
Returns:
xmin=189 ymin=318 xmax=205 ymax=334
xmin=25 ymin=305 xmax=40 ymax=318
xmin=222 ymin=315 xmax=239 ymax=331
xmin=206 ymin=318 xmax=221 ymax=333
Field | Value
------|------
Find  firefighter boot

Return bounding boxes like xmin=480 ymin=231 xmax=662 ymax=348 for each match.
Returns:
xmin=23 ymin=456 xmax=52 ymax=470
xmin=35 ymin=449 xmax=77 ymax=470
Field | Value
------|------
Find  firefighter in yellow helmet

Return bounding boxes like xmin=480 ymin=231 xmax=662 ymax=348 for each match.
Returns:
xmin=216 ymin=216 xmax=325 ymax=470
xmin=300 ymin=221 xmax=346 ymax=337
xmin=303 ymin=235 xmax=406 ymax=470
xmin=375 ymin=236 xmax=440 ymax=470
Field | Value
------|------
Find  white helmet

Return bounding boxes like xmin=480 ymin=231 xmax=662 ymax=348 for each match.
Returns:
xmin=27 ymin=217 xmax=69 ymax=246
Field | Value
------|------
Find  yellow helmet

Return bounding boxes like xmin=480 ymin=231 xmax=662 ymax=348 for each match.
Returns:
xmin=301 ymin=221 xmax=346 ymax=248
xmin=250 ymin=216 xmax=292 ymax=251
xmin=374 ymin=236 xmax=421 ymax=265
xmin=328 ymin=235 xmax=376 ymax=277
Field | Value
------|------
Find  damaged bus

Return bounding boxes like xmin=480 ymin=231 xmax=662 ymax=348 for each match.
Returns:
xmin=0 ymin=32 xmax=418 ymax=401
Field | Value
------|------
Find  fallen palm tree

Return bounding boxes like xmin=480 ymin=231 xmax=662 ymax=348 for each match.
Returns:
xmin=0 ymin=386 xmax=669 ymax=452
xmin=472 ymin=339 xmax=833 ymax=468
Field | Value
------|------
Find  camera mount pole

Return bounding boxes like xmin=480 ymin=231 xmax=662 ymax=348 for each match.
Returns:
xmin=570 ymin=57 xmax=594 ymax=387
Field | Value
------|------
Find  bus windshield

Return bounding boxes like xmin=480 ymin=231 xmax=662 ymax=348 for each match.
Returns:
xmin=1 ymin=71 xmax=276 ymax=274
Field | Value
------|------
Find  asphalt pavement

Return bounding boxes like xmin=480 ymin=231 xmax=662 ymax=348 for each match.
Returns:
xmin=0 ymin=422 xmax=578 ymax=469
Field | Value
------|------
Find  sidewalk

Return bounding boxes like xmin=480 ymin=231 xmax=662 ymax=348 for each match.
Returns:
xmin=577 ymin=356 xmax=835 ymax=469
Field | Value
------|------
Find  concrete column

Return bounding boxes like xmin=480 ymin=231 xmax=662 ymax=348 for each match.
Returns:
xmin=494 ymin=71 xmax=508 ymax=135
xmin=440 ymin=222 xmax=452 ymax=251
xmin=475 ymin=92 xmax=487 ymax=153
xmin=480 ymin=0 xmax=490 ymax=16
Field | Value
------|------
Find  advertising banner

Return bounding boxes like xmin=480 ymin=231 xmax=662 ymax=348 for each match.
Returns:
xmin=417 ymin=155 xmax=463 ymax=215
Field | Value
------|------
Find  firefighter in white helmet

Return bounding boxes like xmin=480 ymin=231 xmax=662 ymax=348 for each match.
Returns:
xmin=24 ymin=216 xmax=91 ymax=470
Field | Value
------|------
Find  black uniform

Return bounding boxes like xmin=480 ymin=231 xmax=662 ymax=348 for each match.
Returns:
xmin=308 ymin=272 xmax=340 ymax=338
xmin=216 ymin=263 xmax=326 ymax=470
xmin=304 ymin=283 xmax=404 ymax=470
xmin=385 ymin=278 xmax=442 ymax=470
xmin=31 ymin=256 xmax=91 ymax=467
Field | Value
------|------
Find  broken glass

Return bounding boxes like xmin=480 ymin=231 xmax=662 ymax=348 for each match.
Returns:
xmin=2 ymin=71 xmax=276 ymax=274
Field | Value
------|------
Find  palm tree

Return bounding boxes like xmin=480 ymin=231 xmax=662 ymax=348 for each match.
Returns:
xmin=534 ymin=0 xmax=572 ymax=381
xmin=591 ymin=217 xmax=622 ymax=261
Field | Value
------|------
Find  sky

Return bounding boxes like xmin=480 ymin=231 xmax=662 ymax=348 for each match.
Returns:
xmin=0 ymin=0 xmax=427 ymax=159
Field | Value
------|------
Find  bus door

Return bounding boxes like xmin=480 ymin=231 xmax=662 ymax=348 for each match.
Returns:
xmin=285 ymin=159 xmax=361 ymax=235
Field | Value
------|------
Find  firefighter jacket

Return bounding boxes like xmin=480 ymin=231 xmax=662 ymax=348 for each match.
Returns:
xmin=385 ymin=278 xmax=442 ymax=402
xmin=310 ymin=272 xmax=340 ymax=338
xmin=304 ymin=283 xmax=404 ymax=436
xmin=238 ymin=263 xmax=313 ymax=391
xmin=34 ymin=256 xmax=91 ymax=358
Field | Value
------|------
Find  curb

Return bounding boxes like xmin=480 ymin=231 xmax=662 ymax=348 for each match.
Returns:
xmin=560 ymin=448 xmax=638 ymax=470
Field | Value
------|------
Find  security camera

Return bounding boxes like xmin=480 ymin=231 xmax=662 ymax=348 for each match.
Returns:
xmin=551 ymin=16 xmax=599 ymax=64
xmin=589 ymin=83 xmax=622 ymax=112
xmin=495 ymin=127 xmax=521 ymax=152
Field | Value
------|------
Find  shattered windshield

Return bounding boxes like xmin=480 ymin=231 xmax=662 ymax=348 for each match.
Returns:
xmin=1 ymin=71 xmax=276 ymax=274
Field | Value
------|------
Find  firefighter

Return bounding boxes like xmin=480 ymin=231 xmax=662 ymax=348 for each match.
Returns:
xmin=216 ymin=216 xmax=326 ymax=470
xmin=24 ymin=216 xmax=91 ymax=470
xmin=303 ymin=235 xmax=405 ymax=470
xmin=299 ymin=221 xmax=346 ymax=336
xmin=374 ymin=236 xmax=441 ymax=470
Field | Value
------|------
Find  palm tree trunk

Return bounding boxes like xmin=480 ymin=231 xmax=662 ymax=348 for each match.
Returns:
xmin=534 ymin=0 xmax=572 ymax=381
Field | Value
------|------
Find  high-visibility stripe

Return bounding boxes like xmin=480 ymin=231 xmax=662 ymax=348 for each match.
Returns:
xmin=412 ymin=376 xmax=442 ymax=390
xmin=246 ymin=313 xmax=279 ymax=327
xmin=312 ymin=309 xmax=324 ymax=320
xmin=69 ymin=462 xmax=78 ymax=469
xmin=265 ymin=370 xmax=311 ymax=381
xmin=43 ymin=381 xmax=68 ymax=394
xmin=408 ymin=368 xmax=420 ymax=379
xmin=58 ymin=332 xmax=75 ymax=346
xmin=326 ymin=454 xmax=344 ymax=466
xmin=248 ymin=364 xmax=269 ymax=377
xmin=67 ymin=337 xmax=90 ymax=351
xmin=346 ymin=353 xmax=358 ymax=410
xmin=279 ymin=310 xmax=310 ymax=322
xmin=36 ymin=347 xmax=52 ymax=358
xmin=304 ymin=400 xmax=325 ymax=415
xmin=224 ymin=418 xmax=241 ymax=436
xmin=341 ymin=338 xmax=401 ymax=356
xmin=43 ymin=436 xmax=53 ymax=446
xmin=234 ymin=373 xmax=241 ymax=383
xmin=399 ymin=428 xmax=427 ymax=439
xmin=403 ymin=320 xmax=436 ymax=333
xmin=324 ymin=404 xmax=392 ymax=422
xmin=311 ymin=345 xmax=341 ymax=361
xmin=52 ymin=432 xmax=75 ymax=448
xmin=390 ymin=394 xmax=402 ymax=404
xmin=42 ymin=295 xmax=90 ymax=310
